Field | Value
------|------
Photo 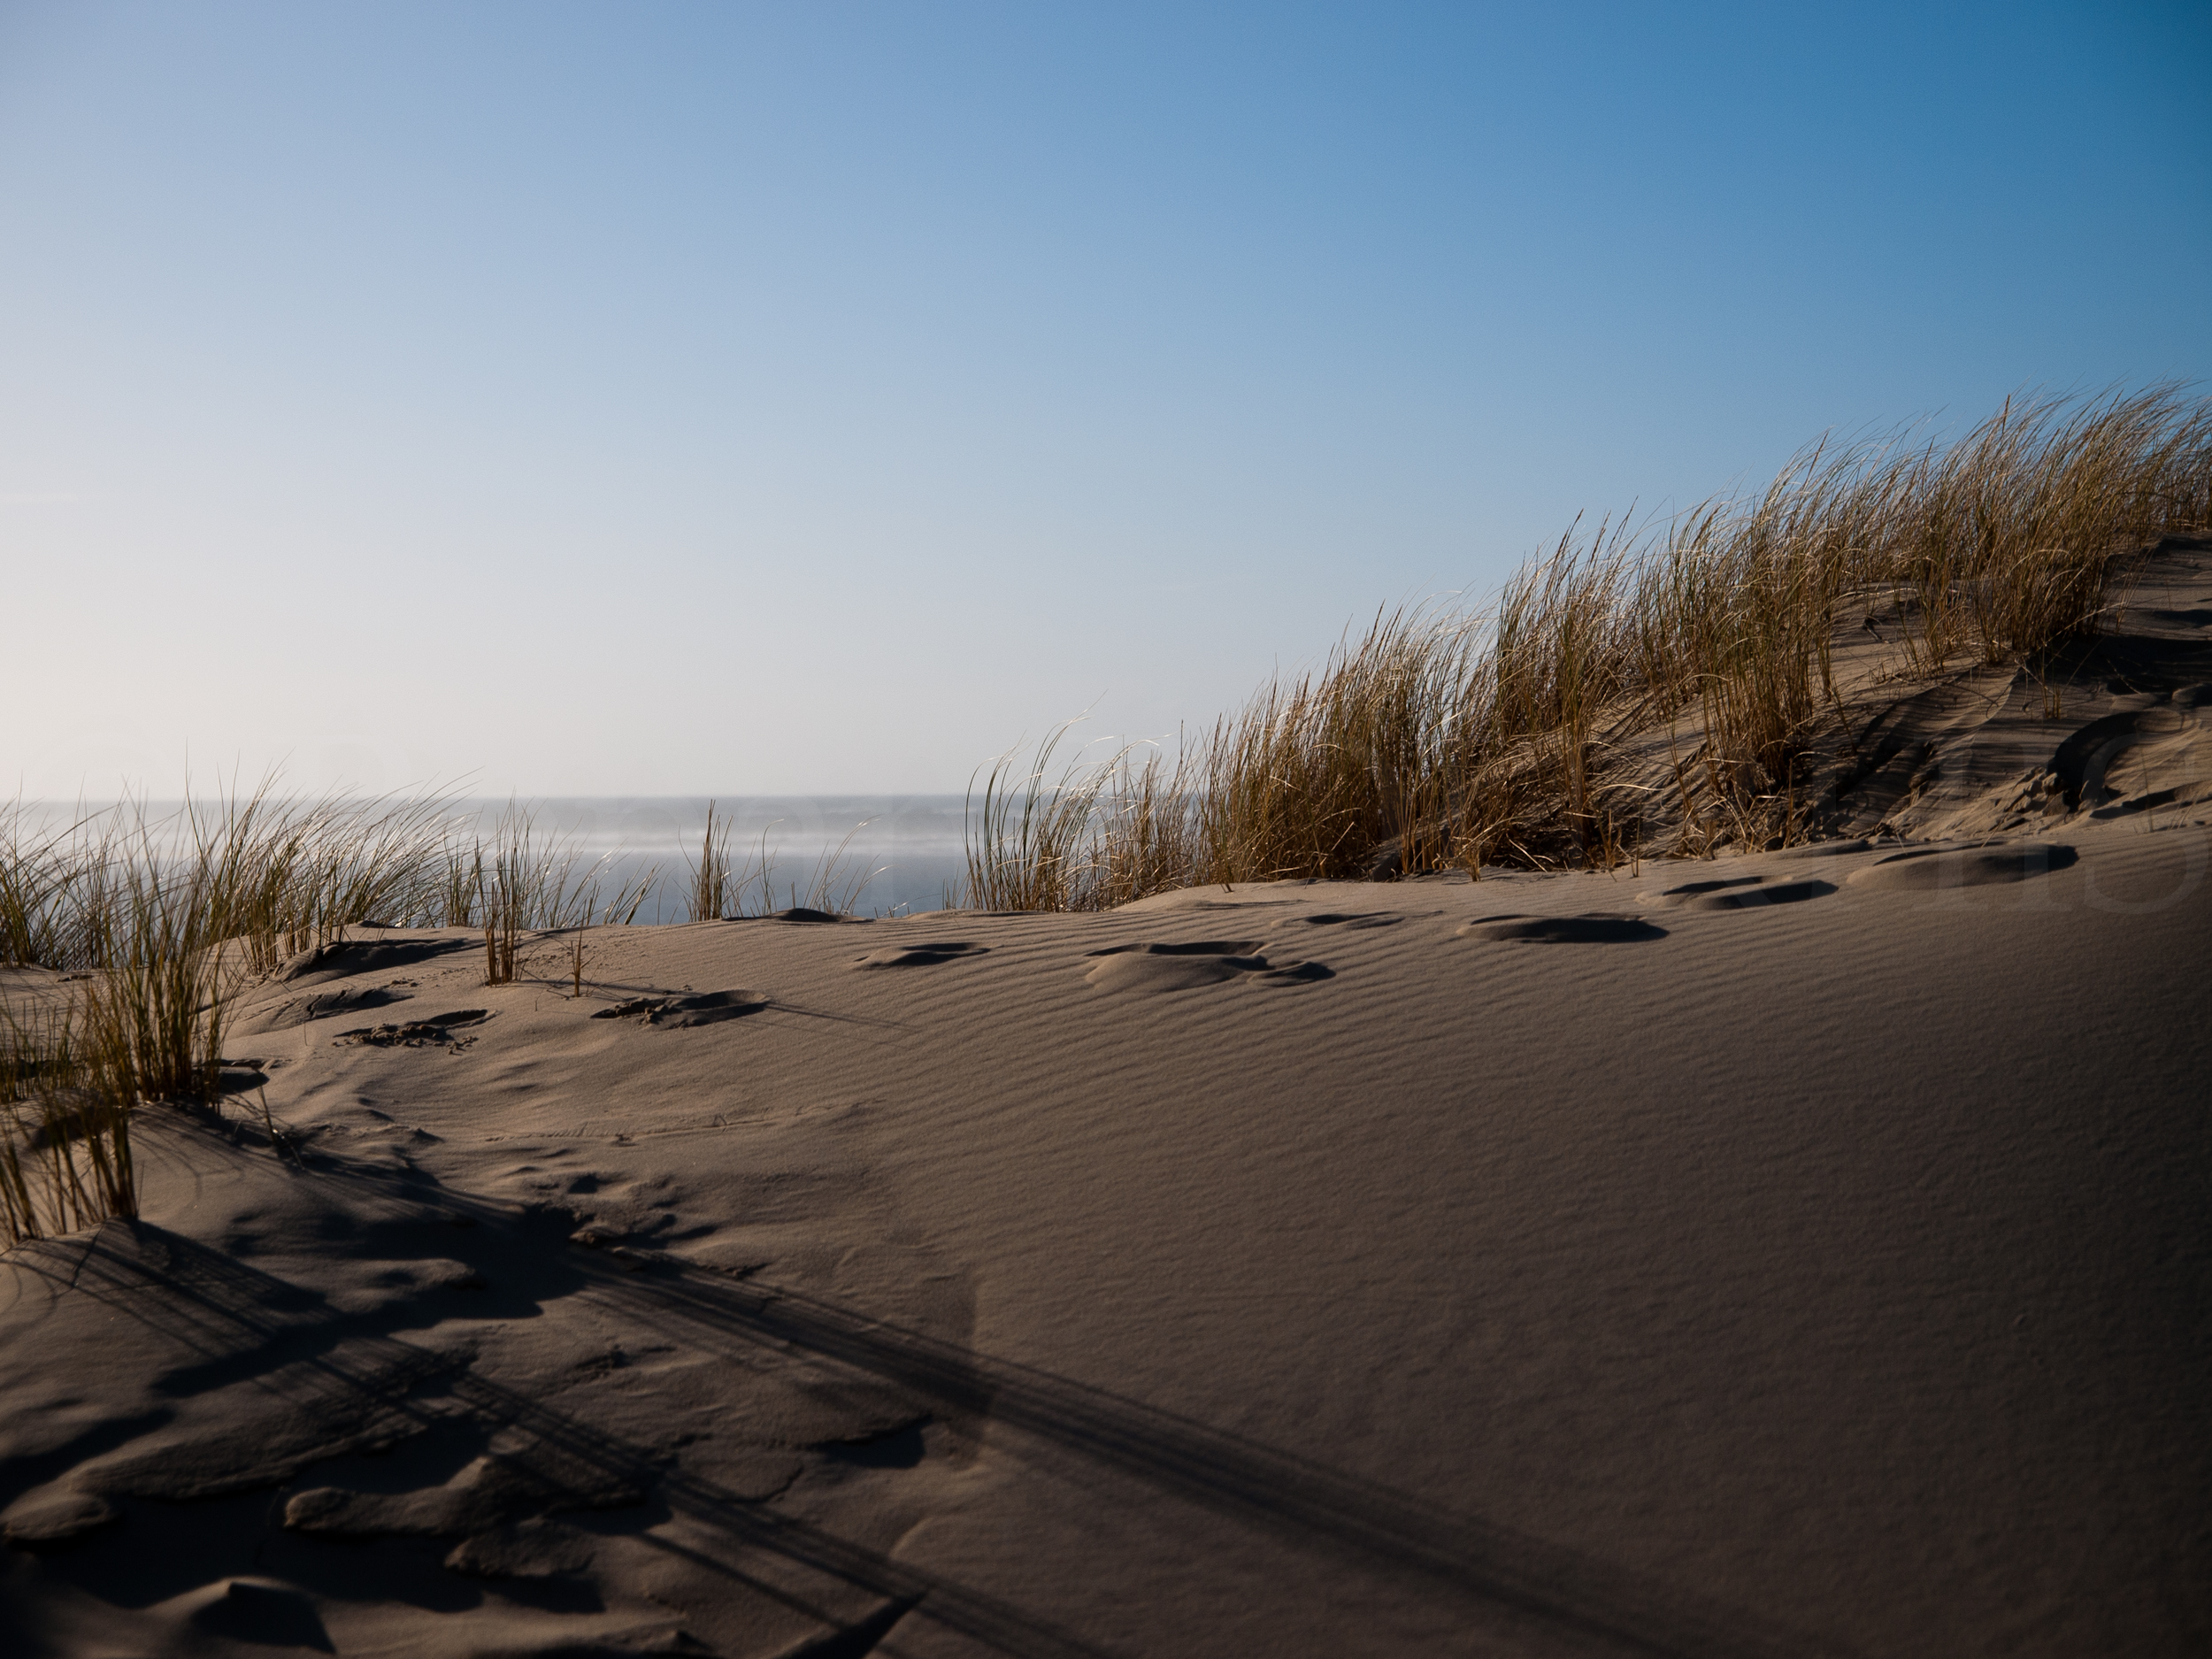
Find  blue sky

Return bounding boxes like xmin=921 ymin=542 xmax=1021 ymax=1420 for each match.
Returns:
xmin=4 ymin=1 xmax=2207 ymax=797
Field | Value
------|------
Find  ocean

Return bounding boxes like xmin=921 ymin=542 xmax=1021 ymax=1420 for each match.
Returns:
xmin=450 ymin=795 xmax=974 ymax=919
xmin=5 ymin=795 xmax=978 ymax=921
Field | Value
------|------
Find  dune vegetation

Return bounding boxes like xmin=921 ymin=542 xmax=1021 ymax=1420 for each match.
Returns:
xmin=964 ymin=387 xmax=2212 ymax=910
xmin=0 ymin=792 xmax=885 ymax=1241
xmin=5 ymin=386 xmax=2207 ymax=1240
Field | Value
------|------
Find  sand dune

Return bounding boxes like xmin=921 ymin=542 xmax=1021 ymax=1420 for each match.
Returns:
xmin=4 ymin=797 xmax=2208 ymax=1655
xmin=1583 ymin=534 xmax=2212 ymax=853
xmin=5 ymin=542 xmax=2211 ymax=1655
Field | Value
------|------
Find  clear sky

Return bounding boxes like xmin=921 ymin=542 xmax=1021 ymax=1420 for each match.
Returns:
xmin=4 ymin=1 xmax=2207 ymax=798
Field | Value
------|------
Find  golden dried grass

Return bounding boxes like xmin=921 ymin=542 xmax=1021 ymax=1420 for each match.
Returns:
xmin=0 ymin=1003 xmax=136 ymax=1246
xmin=966 ymin=387 xmax=2212 ymax=906
xmin=0 ymin=784 xmax=668 ymax=1234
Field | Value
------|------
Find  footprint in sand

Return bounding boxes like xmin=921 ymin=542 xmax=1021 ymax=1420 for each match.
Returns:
xmin=334 ymin=1010 xmax=494 ymax=1047
xmin=588 ymin=991 xmax=768 ymax=1027
xmin=851 ymin=942 xmax=988 ymax=969
xmin=1647 ymin=875 xmax=1762 ymax=905
xmin=656 ymin=991 xmax=770 ymax=1027
xmin=1455 ymin=915 xmax=1666 ymax=943
xmin=1083 ymin=941 xmax=1333 ymax=993
xmin=1770 ymin=838 xmax=1873 ymax=860
xmin=2053 ymin=708 xmax=2194 ymax=810
xmin=1278 ymin=911 xmax=1405 ymax=931
xmin=1649 ymin=876 xmax=1839 ymax=911
xmin=1847 ymin=842 xmax=2078 ymax=891
xmin=1248 ymin=960 xmax=1334 ymax=984
xmin=286 ymin=1452 xmax=644 ymax=1539
xmin=247 ymin=985 xmax=411 ymax=1033
xmin=277 ymin=937 xmax=472 ymax=987
xmin=443 ymin=1517 xmax=599 ymax=1580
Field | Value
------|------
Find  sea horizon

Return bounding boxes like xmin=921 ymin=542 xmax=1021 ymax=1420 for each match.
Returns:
xmin=6 ymin=793 xmax=977 ymax=920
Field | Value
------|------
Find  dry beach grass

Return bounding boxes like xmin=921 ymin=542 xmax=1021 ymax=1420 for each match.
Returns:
xmin=3 ymin=813 xmax=2207 ymax=1654
xmin=2 ymin=388 xmax=2209 ymax=1655
xmin=968 ymin=388 xmax=2212 ymax=905
xmin=10 ymin=388 xmax=2212 ymax=1239
xmin=0 ymin=787 xmax=895 ymax=1235
xmin=0 ymin=791 xmax=654 ymax=1237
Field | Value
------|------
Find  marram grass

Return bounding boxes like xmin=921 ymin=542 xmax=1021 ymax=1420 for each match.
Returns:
xmin=966 ymin=387 xmax=2212 ymax=907
xmin=0 ymin=788 xmax=669 ymax=1240
xmin=0 ymin=783 xmax=894 ymax=1240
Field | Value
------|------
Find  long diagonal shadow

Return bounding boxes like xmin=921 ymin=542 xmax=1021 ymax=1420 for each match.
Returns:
xmin=12 ymin=1209 xmax=1852 ymax=1659
xmin=609 ymin=1263 xmax=1854 ymax=1659
xmin=6 ymin=1223 xmax=1108 ymax=1659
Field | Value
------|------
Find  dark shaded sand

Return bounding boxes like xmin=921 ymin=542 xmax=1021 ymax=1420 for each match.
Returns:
xmin=1455 ymin=915 xmax=1668 ymax=943
xmin=4 ymin=814 xmax=2209 ymax=1656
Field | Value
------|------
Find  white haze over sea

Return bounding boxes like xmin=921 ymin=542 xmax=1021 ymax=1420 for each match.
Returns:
xmin=472 ymin=796 xmax=974 ymax=919
xmin=11 ymin=796 xmax=976 ymax=921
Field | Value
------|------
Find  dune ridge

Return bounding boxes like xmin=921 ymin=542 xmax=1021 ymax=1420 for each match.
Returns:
xmin=4 ymin=395 xmax=2209 ymax=1655
xmin=4 ymin=794 xmax=2208 ymax=1654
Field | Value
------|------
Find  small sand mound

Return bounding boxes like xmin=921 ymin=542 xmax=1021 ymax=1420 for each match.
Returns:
xmin=851 ymin=942 xmax=988 ymax=969
xmin=1084 ymin=952 xmax=1258 ymax=992
xmin=2 ymin=1488 xmax=119 ymax=1551
xmin=1847 ymin=843 xmax=2078 ymax=890
xmin=277 ymin=937 xmax=471 ymax=986
xmin=1678 ymin=879 xmax=1839 ymax=912
xmin=1080 ymin=940 xmax=1330 ymax=992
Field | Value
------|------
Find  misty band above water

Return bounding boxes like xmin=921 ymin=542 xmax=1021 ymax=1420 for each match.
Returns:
xmin=466 ymin=796 xmax=972 ymax=920
xmin=12 ymin=796 xmax=975 ymax=922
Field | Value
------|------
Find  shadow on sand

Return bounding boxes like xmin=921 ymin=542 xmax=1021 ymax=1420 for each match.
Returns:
xmin=8 ymin=1184 xmax=1850 ymax=1659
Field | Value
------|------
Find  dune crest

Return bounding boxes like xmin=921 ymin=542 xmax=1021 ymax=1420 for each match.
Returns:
xmin=4 ymin=798 xmax=2208 ymax=1655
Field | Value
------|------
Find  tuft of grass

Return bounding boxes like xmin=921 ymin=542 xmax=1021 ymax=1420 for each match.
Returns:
xmin=555 ymin=856 xmax=659 ymax=997
xmin=470 ymin=803 xmax=647 ymax=987
xmin=476 ymin=804 xmax=537 ymax=986
xmin=964 ymin=387 xmax=2212 ymax=906
xmin=786 ymin=820 xmax=882 ymax=917
xmin=0 ymin=1002 xmax=136 ymax=1246
xmin=684 ymin=804 xmax=786 ymax=919
xmin=684 ymin=803 xmax=733 ymax=923
xmin=427 ymin=840 xmax=486 ymax=930
xmin=690 ymin=806 xmax=880 ymax=919
xmin=0 ymin=783 xmax=686 ymax=1242
xmin=965 ymin=727 xmax=1127 ymax=911
xmin=0 ymin=802 xmax=102 ymax=969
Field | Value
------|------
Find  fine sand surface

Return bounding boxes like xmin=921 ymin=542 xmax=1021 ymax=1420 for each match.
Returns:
xmin=4 ymin=813 xmax=2208 ymax=1657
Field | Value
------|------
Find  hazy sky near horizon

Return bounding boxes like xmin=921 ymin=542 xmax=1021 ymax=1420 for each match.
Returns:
xmin=4 ymin=2 xmax=2208 ymax=798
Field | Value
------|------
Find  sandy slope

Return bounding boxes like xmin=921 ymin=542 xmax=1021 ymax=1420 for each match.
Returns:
xmin=4 ymin=803 xmax=2208 ymax=1658
xmin=1575 ymin=534 xmax=2212 ymax=856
